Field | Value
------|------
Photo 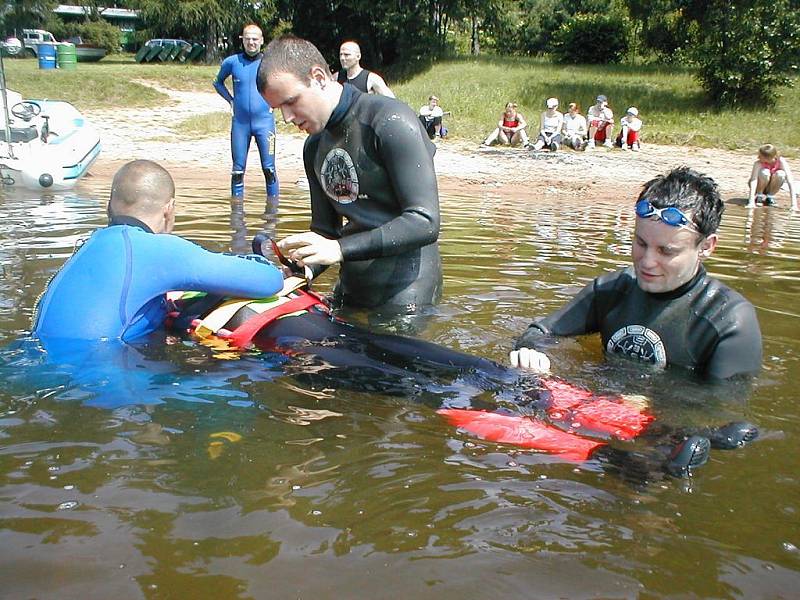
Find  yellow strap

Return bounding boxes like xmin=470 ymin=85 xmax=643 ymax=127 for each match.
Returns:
xmin=280 ymin=275 xmax=309 ymax=296
xmin=186 ymin=276 xmax=311 ymax=338
xmin=194 ymin=298 xmax=262 ymax=338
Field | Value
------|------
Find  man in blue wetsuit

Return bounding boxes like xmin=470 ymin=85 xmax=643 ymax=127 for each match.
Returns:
xmin=32 ymin=160 xmax=284 ymax=342
xmin=511 ymin=167 xmax=763 ymax=381
xmin=256 ymin=35 xmax=442 ymax=312
xmin=213 ymin=23 xmax=279 ymax=199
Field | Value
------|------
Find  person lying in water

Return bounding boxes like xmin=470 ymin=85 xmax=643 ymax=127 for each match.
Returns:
xmin=168 ymin=234 xmax=758 ymax=483
xmin=32 ymin=159 xmax=285 ymax=342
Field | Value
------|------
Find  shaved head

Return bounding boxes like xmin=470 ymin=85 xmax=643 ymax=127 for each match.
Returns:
xmin=243 ymin=23 xmax=262 ymax=37
xmin=340 ymin=41 xmax=361 ymax=56
xmin=110 ymin=160 xmax=175 ymax=221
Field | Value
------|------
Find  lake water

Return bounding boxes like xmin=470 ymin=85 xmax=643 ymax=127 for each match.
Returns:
xmin=1 ymin=175 xmax=798 ymax=598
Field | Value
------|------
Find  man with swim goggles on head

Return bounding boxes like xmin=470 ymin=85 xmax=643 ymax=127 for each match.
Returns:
xmin=513 ymin=166 xmax=762 ymax=379
xmin=507 ymin=167 xmax=763 ymax=477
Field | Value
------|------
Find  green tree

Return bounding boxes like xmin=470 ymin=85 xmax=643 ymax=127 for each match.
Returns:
xmin=687 ymin=0 xmax=800 ymax=107
xmin=551 ymin=11 xmax=630 ymax=63
xmin=1 ymin=0 xmax=57 ymax=36
xmin=132 ymin=0 xmax=278 ymax=62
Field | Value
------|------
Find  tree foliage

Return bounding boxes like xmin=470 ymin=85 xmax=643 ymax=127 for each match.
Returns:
xmin=551 ymin=12 xmax=630 ymax=64
xmin=1 ymin=0 xmax=57 ymax=35
xmin=131 ymin=0 xmax=278 ymax=62
xmin=688 ymin=0 xmax=800 ymax=108
xmin=46 ymin=16 xmax=120 ymax=52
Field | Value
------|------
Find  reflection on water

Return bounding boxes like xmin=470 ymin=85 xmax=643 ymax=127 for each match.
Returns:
xmin=1 ymin=179 xmax=799 ymax=598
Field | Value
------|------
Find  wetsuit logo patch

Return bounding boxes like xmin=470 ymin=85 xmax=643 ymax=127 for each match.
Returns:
xmin=321 ymin=148 xmax=359 ymax=204
xmin=607 ymin=325 xmax=667 ymax=367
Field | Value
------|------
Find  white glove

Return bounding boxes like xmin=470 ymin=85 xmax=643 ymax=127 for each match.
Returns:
xmin=278 ymin=232 xmax=343 ymax=267
xmin=509 ymin=347 xmax=551 ymax=373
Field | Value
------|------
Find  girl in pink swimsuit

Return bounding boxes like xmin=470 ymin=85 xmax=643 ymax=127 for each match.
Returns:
xmin=747 ymin=144 xmax=796 ymax=209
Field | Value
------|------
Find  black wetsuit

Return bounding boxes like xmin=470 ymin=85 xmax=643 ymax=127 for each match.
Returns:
xmin=337 ymin=68 xmax=370 ymax=93
xmin=516 ymin=266 xmax=762 ymax=380
xmin=304 ymin=84 xmax=442 ymax=310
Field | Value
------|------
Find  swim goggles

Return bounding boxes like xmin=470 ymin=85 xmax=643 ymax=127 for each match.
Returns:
xmin=635 ymin=200 xmax=697 ymax=231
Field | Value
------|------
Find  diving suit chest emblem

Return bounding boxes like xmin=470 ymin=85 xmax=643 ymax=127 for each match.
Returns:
xmin=321 ymin=148 xmax=359 ymax=204
xmin=607 ymin=325 xmax=667 ymax=367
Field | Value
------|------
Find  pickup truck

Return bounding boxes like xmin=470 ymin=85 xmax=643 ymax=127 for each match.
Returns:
xmin=18 ymin=29 xmax=58 ymax=57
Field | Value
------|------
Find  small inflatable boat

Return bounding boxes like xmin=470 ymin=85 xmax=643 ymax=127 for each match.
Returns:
xmin=0 ymin=88 xmax=101 ymax=190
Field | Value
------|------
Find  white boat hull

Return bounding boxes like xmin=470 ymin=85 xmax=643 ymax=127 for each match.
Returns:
xmin=0 ymin=98 xmax=101 ymax=190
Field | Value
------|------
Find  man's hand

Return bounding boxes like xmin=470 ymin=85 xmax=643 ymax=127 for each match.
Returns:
xmin=278 ymin=232 xmax=343 ymax=266
xmin=509 ymin=347 xmax=551 ymax=373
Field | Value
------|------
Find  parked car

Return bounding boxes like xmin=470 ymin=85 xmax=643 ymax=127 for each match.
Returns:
xmin=144 ymin=38 xmax=191 ymax=50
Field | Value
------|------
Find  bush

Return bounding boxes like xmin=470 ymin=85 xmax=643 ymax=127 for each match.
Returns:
xmin=692 ymin=2 xmax=800 ymax=108
xmin=42 ymin=16 xmax=121 ymax=54
xmin=74 ymin=20 xmax=121 ymax=54
xmin=551 ymin=12 xmax=629 ymax=64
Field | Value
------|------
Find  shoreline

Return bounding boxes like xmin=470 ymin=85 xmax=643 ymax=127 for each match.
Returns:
xmin=85 ymin=84 xmax=774 ymax=206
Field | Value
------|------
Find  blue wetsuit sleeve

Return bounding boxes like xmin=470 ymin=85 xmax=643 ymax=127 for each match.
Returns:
xmin=337 ymin=109 xmax=440 ymax=261
xmin=164 ymin=235 xmax=284 ymax=297
xmin=704 ymin=301 xmax=762 ymax=380
xmin=213 ymin=57 xmax=234 ymax=105
xmin=515 ymin=279 xmax=601 ymax=349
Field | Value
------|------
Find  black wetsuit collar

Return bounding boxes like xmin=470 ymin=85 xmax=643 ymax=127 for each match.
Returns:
xmin=243 ymin=51 xmax=263 ymax=62
xmin=108 ymin=215 xmax=154 ymax=234
xmin=647 ymin=265 xmax=706 ymax=301
xmin=327 ymin=83 xmax=359 ymax=130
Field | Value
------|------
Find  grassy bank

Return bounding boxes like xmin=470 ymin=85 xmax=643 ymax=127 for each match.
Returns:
xmin=395 ymin=57 xmax=800 ymax=155
xmin=2 ymin=54 xmax=215 ymax=109
xmin=4 ymin=54 xmax=798 ymax=155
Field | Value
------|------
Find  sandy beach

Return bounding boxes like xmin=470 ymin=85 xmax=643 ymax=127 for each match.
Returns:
xmin=87 ymin=83 xmax=763 ymax=204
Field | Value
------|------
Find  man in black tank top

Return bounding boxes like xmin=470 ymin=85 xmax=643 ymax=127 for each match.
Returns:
xmin=336 ymin=41 xmax=395 ymax=97
xmin=257 ymin=35 xmax=440 ymax=313
xmin=512 ymin=167 xmax=762 ymax=381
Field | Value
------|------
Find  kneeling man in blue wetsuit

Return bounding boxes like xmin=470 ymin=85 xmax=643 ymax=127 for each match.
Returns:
xmin=213 ymin=23 xmax=279 ymax=199
xmin=257 ymin=35 xmax=442 ymax=312
xmin=33 ymin=160 xmax=284 ymax=342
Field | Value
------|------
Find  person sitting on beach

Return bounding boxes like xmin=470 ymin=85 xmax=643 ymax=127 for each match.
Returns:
xmin=562 ymin=102 xmax=587 ymax=150
xmin=32 ymin=160 xmax=284 ymax=342
xmin=511 ymin=166 xmax=762 ymax=381
xmin=483 ymin=102 xmax=530 ymax=147
xmin=418 ymin=95 xmax=449 ymax=140
xmin=747 ymin=144 xmax=797 ymax=209
xmin=616 ymin=107 xmax=643 ymax=151
xmin=531 ymin=97 xmax=564 ymax=152
xmin=586 ymin=94 xmax=614 ymax=149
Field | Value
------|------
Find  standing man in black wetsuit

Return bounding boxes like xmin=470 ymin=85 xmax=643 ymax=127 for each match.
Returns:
xmin=336 ymin=41 xmax=395 ymax=97
xmin=256 ymin=35 xmax=442 ymax=312
xmin=512 ymin=167 xmax=762 ymax=381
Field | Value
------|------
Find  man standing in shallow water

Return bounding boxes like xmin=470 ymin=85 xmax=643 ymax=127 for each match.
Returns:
xmin=256 ymin=35 xmax=442 ymax=312
xmin=511 ymin=166 xmax=762 ymax=381
xmin=213 ymin=23 xmax=279 ymax=199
